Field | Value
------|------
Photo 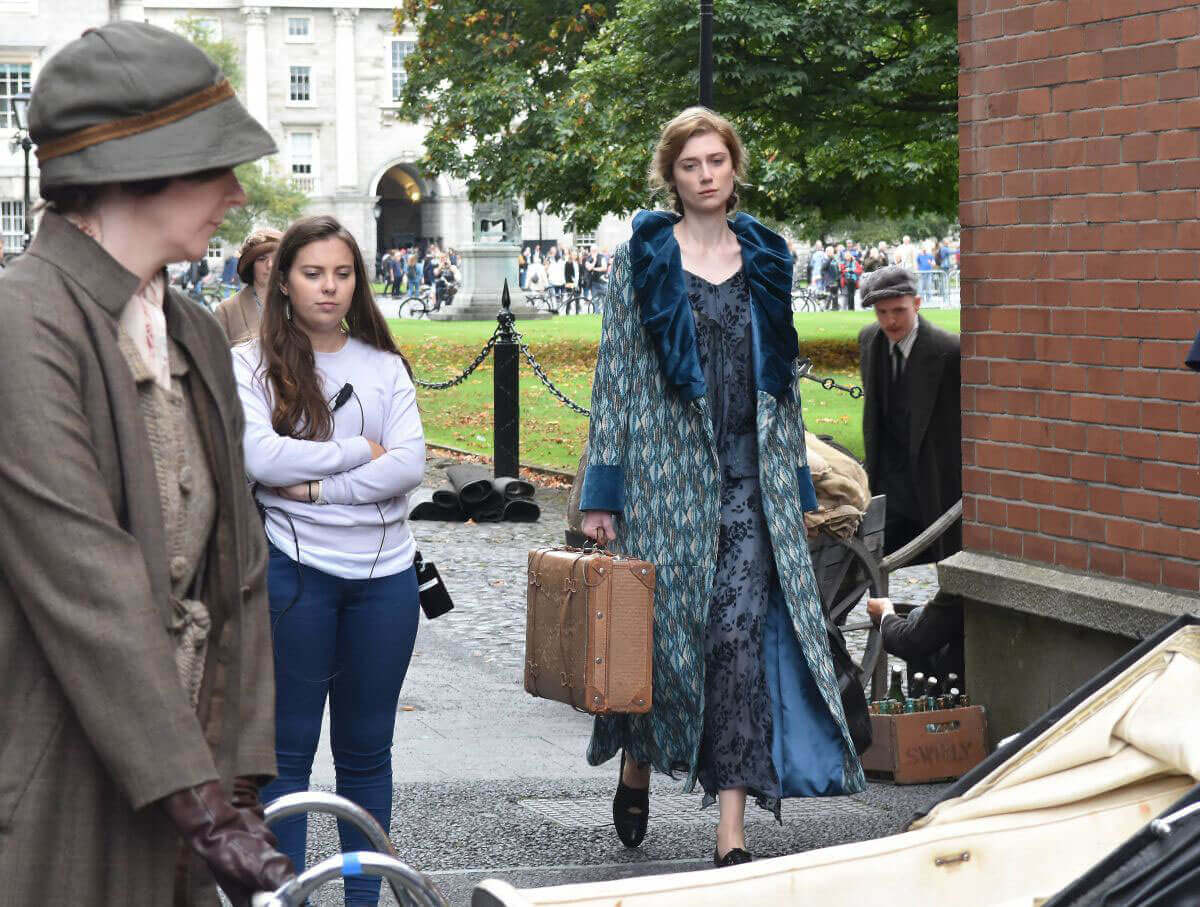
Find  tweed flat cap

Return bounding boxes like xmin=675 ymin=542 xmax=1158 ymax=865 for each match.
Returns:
xmin=29 ymin=21 xmax=276 ymax=190
xmin=860 ymin=265 xmax=920 ymax=306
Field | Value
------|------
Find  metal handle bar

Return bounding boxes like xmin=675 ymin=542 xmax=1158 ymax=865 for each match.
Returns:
xmin=261 ymin=791 xmax=445 ymax=907
xmin=252 ymin=851 xmax=448 ymax=907
xmin=263 ymin=791 xmax=396 ymax=857
xmin=879 ymin=498 xmax=963 ymax=576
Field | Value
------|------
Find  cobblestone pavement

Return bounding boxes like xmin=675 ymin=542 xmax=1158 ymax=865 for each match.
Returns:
xmin=284 ymin=456 xmax=949 ymax=906
xmin=413 ymin=455 xmax=941 ymax=680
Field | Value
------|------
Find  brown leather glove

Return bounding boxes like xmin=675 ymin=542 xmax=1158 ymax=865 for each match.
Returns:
xmin=160 ymin=780 xmax=295 ymax=907
xmin=231 ymin=775 xmax=266 ymax=821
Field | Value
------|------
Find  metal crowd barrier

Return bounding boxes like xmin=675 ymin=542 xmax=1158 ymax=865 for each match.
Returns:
xmin=245 ymin=791 xmax=448 ymax=907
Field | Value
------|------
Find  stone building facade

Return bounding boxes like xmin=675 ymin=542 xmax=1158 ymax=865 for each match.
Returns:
xmin=0 ymin=0 xmax=630 ymax=264
xmin=951 ymin=0 xmax=1200 ymax=742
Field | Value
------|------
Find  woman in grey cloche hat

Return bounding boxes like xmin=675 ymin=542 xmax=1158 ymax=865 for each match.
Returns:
xmin=0 ymin=21 xmax=294 ymax=907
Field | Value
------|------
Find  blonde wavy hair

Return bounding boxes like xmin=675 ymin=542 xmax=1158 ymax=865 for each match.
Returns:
xmin=648 ymin=107 xmax=748 ymax=214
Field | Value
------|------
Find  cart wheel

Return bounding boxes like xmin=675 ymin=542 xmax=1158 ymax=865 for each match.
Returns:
xmin=816 ymin=532 xmax=889 ymax=700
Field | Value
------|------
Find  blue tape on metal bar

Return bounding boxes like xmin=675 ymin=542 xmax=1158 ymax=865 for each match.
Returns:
xmin=343 ymin=853 xmax=363 ymax=877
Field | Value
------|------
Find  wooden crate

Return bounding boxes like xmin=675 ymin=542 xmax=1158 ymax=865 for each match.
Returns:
xmin=860 ymin=705 xmax=990 ymax=784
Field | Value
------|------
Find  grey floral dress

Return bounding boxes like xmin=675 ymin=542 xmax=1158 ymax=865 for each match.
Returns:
xmin=690 ymin=267 xmax=832 ymax=819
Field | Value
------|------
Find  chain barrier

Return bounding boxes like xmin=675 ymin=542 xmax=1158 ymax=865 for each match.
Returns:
xmin=513 ymin=330 xmax=593 ymax=417
xmin=411 ymin=332 xmax=499 ymax=390
xmin=797 ymin=357 xmax=864 ymax=399
xmin=410 ymin=332 xmax=860 ymax=410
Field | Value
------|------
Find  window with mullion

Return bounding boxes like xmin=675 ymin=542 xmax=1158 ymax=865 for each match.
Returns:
xmin=0 ymin=63 xmax=32 ymax=130
xmin=289 ymin=65 xmax=311 ymax=103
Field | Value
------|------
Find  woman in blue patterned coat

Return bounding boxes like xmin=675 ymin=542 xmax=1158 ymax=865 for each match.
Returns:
xmin=579 ymin=108 xmax=865 ymax=867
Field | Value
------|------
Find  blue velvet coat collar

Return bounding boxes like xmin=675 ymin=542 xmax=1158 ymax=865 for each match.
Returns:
xmin=628 ymin=209 xmax=799 ymax=402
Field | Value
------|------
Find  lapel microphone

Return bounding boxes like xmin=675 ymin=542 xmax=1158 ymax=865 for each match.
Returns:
xmin=331 ymin=383 xmax=354 ymax=411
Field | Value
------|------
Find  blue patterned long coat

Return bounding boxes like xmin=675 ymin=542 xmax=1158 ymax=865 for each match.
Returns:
xmin=581 ymin=210 xmax=865 ymax=796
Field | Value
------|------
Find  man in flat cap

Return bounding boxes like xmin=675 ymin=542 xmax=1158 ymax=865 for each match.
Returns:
xmin=858 ymin=265 xmax=962 ymax=560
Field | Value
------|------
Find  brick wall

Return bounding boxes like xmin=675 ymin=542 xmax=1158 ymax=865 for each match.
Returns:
xmin=959 ymin=0 xmax=1200 ymax=594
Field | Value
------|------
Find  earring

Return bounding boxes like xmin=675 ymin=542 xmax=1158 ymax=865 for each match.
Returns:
xmin=286 ymin=301 xmax=292 ymax=321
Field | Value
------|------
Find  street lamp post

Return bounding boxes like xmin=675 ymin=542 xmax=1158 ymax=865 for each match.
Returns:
xmin=699 ymin=0 xmax=714 ymax=108
xmin=10 ymin=93 xmax=33 ymax=250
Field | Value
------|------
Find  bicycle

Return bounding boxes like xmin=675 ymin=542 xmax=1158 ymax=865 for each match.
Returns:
xmin=791 ymin=287 xmax=827 ymax=313
xmin=397 ymin=284 xmax=437 ymax=318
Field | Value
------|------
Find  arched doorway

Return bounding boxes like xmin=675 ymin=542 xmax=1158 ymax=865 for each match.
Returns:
xmin=375 ymin=165 xmax=425 ymax=253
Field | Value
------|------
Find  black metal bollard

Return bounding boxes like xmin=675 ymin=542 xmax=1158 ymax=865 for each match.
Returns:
xmin=493 ymin=280 xmax=520 ymax=478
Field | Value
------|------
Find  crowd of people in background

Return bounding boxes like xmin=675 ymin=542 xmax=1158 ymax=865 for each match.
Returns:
xmin=791 ymin=235 xmax=960 ymax=311
xmin=519 ymin=243 xmax=612 ymax=313
xmin=377 ymin=244 xmax=462 ymax=310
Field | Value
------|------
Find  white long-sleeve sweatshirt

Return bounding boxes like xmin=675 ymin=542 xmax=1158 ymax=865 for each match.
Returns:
xmin=233 ymin=337 xmax=425 ymax=579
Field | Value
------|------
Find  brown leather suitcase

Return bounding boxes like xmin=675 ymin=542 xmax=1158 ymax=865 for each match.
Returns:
xmin=525 ymin=547 xmax=654 ymax=714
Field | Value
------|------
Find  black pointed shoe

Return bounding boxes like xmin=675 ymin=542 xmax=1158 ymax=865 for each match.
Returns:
xmin=713 ymin=847 xmax=753 ymax=868
xmin=613 ymin=751 xmax=649 ymax=848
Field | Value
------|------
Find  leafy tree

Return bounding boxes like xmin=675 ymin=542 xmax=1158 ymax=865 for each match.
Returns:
xmin=176 ymin=17 xmax=307 ymax=245
xmin=394 ymin=0 xmax=956 ymax=230
xmin=213 ymin=163 xmax=309 ymax=246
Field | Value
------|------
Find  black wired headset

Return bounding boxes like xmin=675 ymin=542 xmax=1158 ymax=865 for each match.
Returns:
xmin=257 ymin=381 xmax=389 ymax=684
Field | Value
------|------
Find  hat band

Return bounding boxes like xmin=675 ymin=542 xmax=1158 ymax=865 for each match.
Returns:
xmin=36 ymin=79 xmax=236 ymax=165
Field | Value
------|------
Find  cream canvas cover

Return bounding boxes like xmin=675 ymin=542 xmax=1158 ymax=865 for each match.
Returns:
xmin=474 ymin=619 xmax=1200 ymax=907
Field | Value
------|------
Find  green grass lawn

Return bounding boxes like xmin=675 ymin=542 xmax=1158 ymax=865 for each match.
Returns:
xmin=395 ymin=309 xmax=960 ymax=472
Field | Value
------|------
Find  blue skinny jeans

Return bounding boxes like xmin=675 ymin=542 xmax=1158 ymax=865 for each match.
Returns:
xmin=261 ymin=544 xmax=420 ymax=906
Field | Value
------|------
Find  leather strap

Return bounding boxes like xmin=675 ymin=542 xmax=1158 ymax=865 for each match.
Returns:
xmin=37 ymin=80 xmax=236 ymax=163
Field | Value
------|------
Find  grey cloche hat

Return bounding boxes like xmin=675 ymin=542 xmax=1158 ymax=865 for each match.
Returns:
xmin=860 ymin=265 xmax=920 ymax=307
xmin=29 ymin=21 xmax=277 ymax=191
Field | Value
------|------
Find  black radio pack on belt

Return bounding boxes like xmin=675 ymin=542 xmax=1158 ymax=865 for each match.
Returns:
xmin=413 ymin=551 xmax=454 ymax=619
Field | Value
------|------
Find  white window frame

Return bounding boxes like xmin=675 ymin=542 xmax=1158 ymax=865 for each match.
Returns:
xmin=1 ymin=200 xmax=26 ymax=253
xmin=0 ymin=61 xmax=33 ymax=131
xmin=389 ymin=38 xmax=416 ymax=102
xmin=287 ymin=131 xmax=319 ymax=195
xmin=285 ymin=16 xmax=314 ymax=43
xmin=287 ymin=64 xmax=315 ymax=106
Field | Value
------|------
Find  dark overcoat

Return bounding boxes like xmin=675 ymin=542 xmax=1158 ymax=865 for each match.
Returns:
xmin=0 ymin=213 xmax=276 ymax=906
xmin=858 ymin=315 xmax=962 ymax=561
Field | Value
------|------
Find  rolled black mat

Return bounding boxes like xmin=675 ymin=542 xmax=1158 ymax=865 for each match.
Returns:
xmin=433 ymin=488 xmax=460 ymax=508
xmin=493 ymin=476 xmax=535 ymax=499
xmin=408 ymin=487 xmax=468 ymax=522
xmin=467 ymin=489 xmax=506 ymax=523
xmin=446 ymin=463 xmax=494 ymax=505
xmin=502 ymin=499 xmax=541 ymax=522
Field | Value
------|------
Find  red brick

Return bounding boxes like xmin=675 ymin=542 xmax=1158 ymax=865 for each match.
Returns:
xmin=1143 ymin=401 xmax=1182 ymax=431
xmin=1160 ymin=433 xmax=1200 ymax=464
xmin=1104 ymin=43 xmax=1178 ymax=79
xmin=1160 ymin=8 xmax=1200 ymax=41
xmin=1143 ymin=461 xmax=1181 ymax=492
xmin=1143 ymin=524 xmax=1182 ymax=557
xmin=1055 ymin=539 xmax=1089 ymax=570
xmin=1088 ymin=544 xmax=1124 ymax=579
xmin=1161 ymin=496 xmax=1200 ymax=528
xmin=1157 ymin=190 xmax=1198 ymax=220
xmin=1105 ymin=517 xmax=1143 ymax=549
xmin=1121 ymin=75 xmax=1159 ymax=106
xmin=1073 ymin=513 xmax=1108 ymax=542
xmin=1120 ymin=13 xmax=1159 ymax=45
xmin=1124 ymin=552 xmax=1163 ymax=586
xmin=1042 ymin=507 xmax=1073 ymax=536
xmin=1162 ymin=560 xmax=1200 ymax=593
xmin=1159 ymin=70 xmax=1200 ymax=101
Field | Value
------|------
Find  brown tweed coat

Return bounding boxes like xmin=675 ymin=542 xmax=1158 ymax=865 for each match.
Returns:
xmin=213 ymin=284 xmax=261 ymax=346
xmin=0 ymin=212 xmax=276 ymax=906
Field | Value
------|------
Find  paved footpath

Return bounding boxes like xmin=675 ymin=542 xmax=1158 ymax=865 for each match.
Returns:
xmin=297 ymin=456 xmax=945 ymax=905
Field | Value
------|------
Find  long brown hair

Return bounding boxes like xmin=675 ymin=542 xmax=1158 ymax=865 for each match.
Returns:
xmin=258 ymin=215 xmax=406 ymax=441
